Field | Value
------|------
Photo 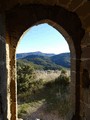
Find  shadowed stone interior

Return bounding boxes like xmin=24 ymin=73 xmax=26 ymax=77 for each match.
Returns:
xmin=0 ymin=1 xmax=90 ymax=120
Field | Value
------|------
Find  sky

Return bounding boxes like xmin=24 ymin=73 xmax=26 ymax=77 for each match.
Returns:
xmin=16 ymin=23 xmax=70 ymax=54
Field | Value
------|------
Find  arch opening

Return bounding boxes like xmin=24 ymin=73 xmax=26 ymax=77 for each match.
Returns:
xmin=15 ymin=20 xmax=76 ymax=120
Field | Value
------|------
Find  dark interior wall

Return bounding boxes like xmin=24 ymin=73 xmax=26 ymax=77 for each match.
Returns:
xmin=0 ymin=1 xmax=90 ymax=120
xmin=5 ymin=4 xmax=85 ymax=120
xmin=0 ymin=14 xmax=7 ymax=120
xmin=6 ymin=4 xmax=84 ymax=57
xmin=80 ymin=30 xmax=90 ymax=120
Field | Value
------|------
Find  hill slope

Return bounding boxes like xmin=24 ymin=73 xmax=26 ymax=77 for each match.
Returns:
xmin=16 ymin=51 xmax=55 ymax=59
xmin=17 ymin=52 xmax=70 ymax=69
xmin=51 ymin=53 xmax=70 ymax=68
xmin=21 ymin=55 xmax=62 ymax=70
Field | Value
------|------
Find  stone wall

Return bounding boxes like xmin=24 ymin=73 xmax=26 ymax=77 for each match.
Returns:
xmin=0 ymin=14 xmax=7 ymax=120
xmin=0 ymin=3 xmax=89 ymax=120
xmin=5 ymin=31 xmax=17 ymax=119
xmin=5 ymin=4 xmax=85 ymax=120
xmin=80 ymin=31 xmax=90 ymax=120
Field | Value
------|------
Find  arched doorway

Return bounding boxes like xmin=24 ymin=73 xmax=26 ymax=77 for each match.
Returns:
xmin=6 ymin=4 xmax=84 ymax=120
xmin=16 ymin=22 xmax=71 ymax=120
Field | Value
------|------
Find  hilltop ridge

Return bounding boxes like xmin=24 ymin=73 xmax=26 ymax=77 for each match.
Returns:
xmin=17 ymin=51 xmax=70 ymax=68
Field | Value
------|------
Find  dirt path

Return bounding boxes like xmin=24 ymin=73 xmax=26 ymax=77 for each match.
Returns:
xmin=24 ymin=104 xmax=64 ymax=120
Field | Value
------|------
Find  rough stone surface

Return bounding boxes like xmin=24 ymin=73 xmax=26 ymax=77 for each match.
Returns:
xmin=0 ymin=1 xmax=89 ymax=120
xmin=5 ymin=4 xmax=85 ymax=119
xmin=80 ymin=31 xmax=90 ymax=120
xmin=81 ymin=31 xmax=90 ymax=46
xmin=0 ymin=14 xmax=7 ymax=120
xmin=6 ymin=4 xmax=85 ymax=58
xmin=82 ymin=46 xmax=90 ymax=59
xmin=0 ymin=38 xmax=6 ymax=62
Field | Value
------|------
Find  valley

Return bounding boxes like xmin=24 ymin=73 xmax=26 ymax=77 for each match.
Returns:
xmin=17 ymin=52 xmax=71 ymax=120
xmin=17 ymin=51 xmax=70 ymax=69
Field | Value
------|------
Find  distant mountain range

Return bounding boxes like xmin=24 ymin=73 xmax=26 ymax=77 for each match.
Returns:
xmin=16 ymin=51 xmax=55 ymax=59
xmin=16 ymin=51 xmax=70 ymax=68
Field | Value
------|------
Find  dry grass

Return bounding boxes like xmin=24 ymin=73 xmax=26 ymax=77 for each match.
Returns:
xmin=34 ymin=70 xmax=61 ymax=81
xmin=18 ymin=69 xmax=70 ymax=120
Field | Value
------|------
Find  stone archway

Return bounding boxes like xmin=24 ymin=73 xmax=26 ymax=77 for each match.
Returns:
xmin=5 ymin=4 xmax=84 ymax=120
xmin=16 ymin=20 xmax=76 ymax=119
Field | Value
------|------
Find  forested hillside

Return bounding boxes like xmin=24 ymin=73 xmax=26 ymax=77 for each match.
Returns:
xmin=17 ymin=52 xmax=70 ymax=69
xmin=51 ymin=53 xmax=70 ymax=68
xmin=16 ymin=51 xmax=55 ymax=59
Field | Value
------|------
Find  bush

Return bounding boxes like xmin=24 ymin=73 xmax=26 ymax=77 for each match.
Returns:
xmin=18 ymin=104 xmax=29 ymax=117
xmin=17 ymin=62 xmax=35 ymax=94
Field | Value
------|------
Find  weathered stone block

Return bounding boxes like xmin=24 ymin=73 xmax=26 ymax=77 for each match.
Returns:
xmin=0 ymin=15 xmax=5 ymax=37
xmin=81 ymin=32 xmax=90 ymax=46
xmin=80 ymin=101 xmax=90 ymax=120
xmin=81 ymin=60 xmax=90 ymax=72
xmin=71 ymin=58 xmax=76 ymax=71
xmin=85 ymin=107 xmax=90 ymax=120
xmin=0 ymin=39 xmax=6 ymax=62
xmin=81 ymin=46 xmax=90 ymax=59
xmin=81 ymin=87 xmax=90 ymax=105
xmin=71 ymin=71 xmax=76 ymax=85
xmin=0 ymin=64 xmax=6 ymax=91
xmin=0 ymin=64 xmax=7 ymax=119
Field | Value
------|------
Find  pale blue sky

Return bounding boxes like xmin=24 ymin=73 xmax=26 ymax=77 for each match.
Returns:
xmin=16 ymin=23 xmax=70 ymax=54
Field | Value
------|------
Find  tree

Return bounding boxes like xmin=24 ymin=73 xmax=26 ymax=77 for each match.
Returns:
xmin=17 ymin=62 xmax=35 ymax=94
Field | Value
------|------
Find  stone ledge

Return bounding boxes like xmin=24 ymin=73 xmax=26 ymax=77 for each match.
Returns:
xmin=81 ymin=58 xmax=90 ymax=61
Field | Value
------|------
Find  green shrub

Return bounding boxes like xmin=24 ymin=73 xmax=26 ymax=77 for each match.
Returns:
xmin=18 ymin=104 xmax=29 ymax=117
xmin=17 ymin=62 xmax=35 ymax=94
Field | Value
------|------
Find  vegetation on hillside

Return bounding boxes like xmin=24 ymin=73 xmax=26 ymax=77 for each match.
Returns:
xmin=17 ymin=61 xmax=70 ymax=119
xmin=17 ymin=52 xmax=70 ymax=69
xmin=18 ymin=55 xmax=62 ymax=70
xmin=17 ymin=62 xmax=35 ymax=94
xmin=51 ymin=53 xmax=70 ymax=68
xmin=16 ymin=51 xmax=55 ymax=59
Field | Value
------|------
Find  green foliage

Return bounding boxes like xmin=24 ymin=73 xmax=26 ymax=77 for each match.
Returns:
xmin=17 ymin=52 xmax=70 ymax=68
xmin=51 ymin=53 xmax=70 ymax=68
xmin=17 ymin=67 xmax=70 ymax=118
xmin=44 ymin=71 xmax=70 ymax=116
xmin=61 ymin=69 xmax=67 ymax=74
xmin=18 ymin=54 xmax=63 ymax=70
xmin=17 ymin=61 xmax=35 ymax=94
xmin=45 ymin=69 xmax=69 ymax=89
xmin=18 ymin=104 xmax=29 ymax=118
xmin=17 ymin=58 xmax=70 ymax=118
xmin=55 ymin=70 xmax=69 ymax=88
